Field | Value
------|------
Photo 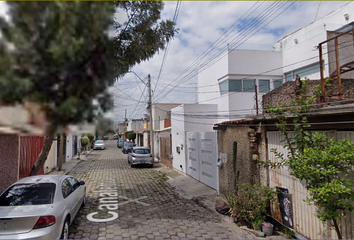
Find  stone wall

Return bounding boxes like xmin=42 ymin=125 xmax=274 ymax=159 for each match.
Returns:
xmin=0 ymin=134 xmax=19 ymax=193
xmin=217 ymin=126 xmax=258 ymax=196
xmin=263 ymin=78 xmax=354 ymax=109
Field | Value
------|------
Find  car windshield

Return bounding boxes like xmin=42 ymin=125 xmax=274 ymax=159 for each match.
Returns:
xmin=134 ymin=149 xmax=150 ymax=154
xmin=0 ymin=183 xmax=56 ymax=206
xmin=124 ymin=142 xmax=134 ymax=147
xmin=96 ymin=140 xmax=104 ymax=144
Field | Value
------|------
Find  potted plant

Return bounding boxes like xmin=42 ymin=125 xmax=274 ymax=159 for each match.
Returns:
xmin=252 ymin=216 xmax=265 ymax=231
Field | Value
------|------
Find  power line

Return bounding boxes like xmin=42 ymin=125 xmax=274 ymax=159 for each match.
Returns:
xmin=152 ymin=0 xmax=181 ymax=101
xmin=128 ymin=84 xmax=147 ymax=119
xmin=154 ymin=1 xmax=265 ymax=98
xmin=154 ymin=1 xmax=296 ymax=103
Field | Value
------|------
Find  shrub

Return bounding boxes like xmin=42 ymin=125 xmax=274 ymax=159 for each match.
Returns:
xmin=226 ymin=182 xmax=276 ymax=228
xmin=87 ymin=134 xmax=95 ymax=142
xmin=80 ymin=136 xmax=90 ymax=152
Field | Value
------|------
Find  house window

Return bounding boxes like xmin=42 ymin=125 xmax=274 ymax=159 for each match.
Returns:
xmin=259 ymin=79 xmax=270 ymax=93
xmin=284 ymin=62 xmax=321 ymax=81
xmin=219 ymin=78 xmax=257 ymax=94
xmin=243 ymin=79 xmax=255 ymax=92
xmin=273 ymin=79 xmax=283 ymax=89
xmin=229 ymin=79 xmax=242 ymax=92
xmin=219 ymin=80 xmax=229 ymax=95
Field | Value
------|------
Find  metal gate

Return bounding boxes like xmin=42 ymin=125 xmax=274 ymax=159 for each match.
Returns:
xmin=19 ymin=136 xmax=45 ymax=178
xmin=160 ymin=136 xmax=172 ymax=169
xmin=186 ymin=132 xmax=217 ymax=190
xmin=267 ymin=131 xmax=354 ymax=239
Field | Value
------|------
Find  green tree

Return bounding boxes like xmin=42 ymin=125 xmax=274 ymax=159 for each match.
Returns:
xmin=124 ymin=130 xmax=136 ymax=142
xmin=266 ymin=78 xmax=354 ymax=239
xmin=115 ymin=1 xmax=176 ymax=76
xmin=0 ymin=2 xmax=175 ymax=176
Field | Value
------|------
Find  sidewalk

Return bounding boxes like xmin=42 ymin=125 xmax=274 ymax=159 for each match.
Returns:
xmin=49 ymin=149 xmax=93 ymax=175
xmin=153 ymin=163 xmax=225 ymax=212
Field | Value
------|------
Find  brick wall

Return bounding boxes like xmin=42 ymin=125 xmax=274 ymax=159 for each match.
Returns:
xmin=0 ymin=134 xmax=19 ymax=193
xmin=262 ymin=78 xmax=354 ymax=109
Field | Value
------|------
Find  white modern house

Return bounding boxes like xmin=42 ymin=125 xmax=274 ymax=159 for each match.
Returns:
xmin=170 ymin=1 xmax=354 ymax=193
xmin=198 ymin=49 xmax=283 ymax=121
xmin=171 ymin=104 xmax=218 ymax=190
xmin=277 ymin=1 xmax=354 ymax=81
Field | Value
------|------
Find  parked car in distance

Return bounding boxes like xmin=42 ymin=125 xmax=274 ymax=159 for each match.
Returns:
xmin=128 ymin=147 xmax=153 ymax=168
xmin=117 ymin=138 xmax=126 ymax=148
xmin=0 ymin=175 xmax=86 ymax=239
xmin=122 ymin=141 xmax=134 ymax=154
xmin=113 ymin=135 xmax=119 ymax=140
xmin=94 ymin=140 xmax=105 ymax=150
xmin=103 ymin=136 xmax=108 ymax=140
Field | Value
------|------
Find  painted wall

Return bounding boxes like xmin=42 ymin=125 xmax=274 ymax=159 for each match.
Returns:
xmin=44 ymin=139 xmax=58 ymax=174
xmin=171 ymin=105 xmax=185 ymax=173
xmin=143 ymin=132 xmax=149 ymax=148
xmin=197 ymin=51 xmax=229 ymax=104
xmin=197 ymin=49 xmax=282 ymax=122
xmin=171 ymin=104 xmax=218 ymax=173
xmin=127 ymin=119 xmax=144 ymax=132
xmin=152 ymin=103 xmax=181 ymax=131
xmin=65 ymin=134 xmax=73 ymax=163
xmin=278 ymin=1 xmax=354 ymax=78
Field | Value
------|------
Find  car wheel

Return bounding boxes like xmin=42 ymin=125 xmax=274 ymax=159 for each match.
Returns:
xmin=131 ymin=163 xmax=134 ymax=168
xmin=60 ymin=217 xmax=70 ymax=239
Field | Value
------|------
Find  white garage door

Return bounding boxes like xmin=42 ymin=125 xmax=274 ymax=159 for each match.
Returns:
xmin=186 ymin=132 xmax=218 ymax=190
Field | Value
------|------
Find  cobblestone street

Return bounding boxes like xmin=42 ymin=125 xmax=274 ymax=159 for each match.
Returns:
xmin=68 ymin=140 xmax=253 ymax=239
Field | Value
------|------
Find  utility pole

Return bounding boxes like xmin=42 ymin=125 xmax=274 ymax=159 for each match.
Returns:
xmin=125 ymin=109 xmax=127 ymax=135
xmin=148 ymin=74 xmax=154 ymax=161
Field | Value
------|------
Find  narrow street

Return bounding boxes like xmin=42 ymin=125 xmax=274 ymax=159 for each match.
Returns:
xmin=68 ymin=140 xmax=253 ymax=239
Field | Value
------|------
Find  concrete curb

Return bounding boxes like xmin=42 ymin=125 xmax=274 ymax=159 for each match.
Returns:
xmin=49 ymin=149 xmax=93 ymax=175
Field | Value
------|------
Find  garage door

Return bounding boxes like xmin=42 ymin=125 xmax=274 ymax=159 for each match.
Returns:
xmin=186 ymin=132 xmax=218 ymax=190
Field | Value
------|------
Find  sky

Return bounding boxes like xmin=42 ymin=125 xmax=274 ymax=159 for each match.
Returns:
xmin=113 ymin=1 xmax=352 ymax=127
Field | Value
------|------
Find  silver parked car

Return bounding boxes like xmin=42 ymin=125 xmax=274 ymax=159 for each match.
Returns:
xmin=128 ymin=147 xmax=153 ymax=168
xmin=94 ymin=140 xmax=105 ymax=150
xmin=0 ymin=175 xmax=86 ymax=239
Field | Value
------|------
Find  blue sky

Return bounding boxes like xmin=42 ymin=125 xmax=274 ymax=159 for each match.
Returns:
xmin=116 ymin=1 xmax=351 ymax=126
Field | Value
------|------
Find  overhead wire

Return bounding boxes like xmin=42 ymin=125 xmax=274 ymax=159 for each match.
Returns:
xmin=152 ymin=0 xmax=181 ymax=101
xmin=117 ymin=33 xmax=353 ymax=122
xmin=154 ymin=1 xmax=265 ymax=97
xmin=160 ymin=38 xmax=353 ymax=102
xmin=154 ymin=1 xmax=296 ymax=103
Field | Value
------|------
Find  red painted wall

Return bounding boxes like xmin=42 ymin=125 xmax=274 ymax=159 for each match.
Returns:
xmin=19 ymin=136 xmax=44 ymax=179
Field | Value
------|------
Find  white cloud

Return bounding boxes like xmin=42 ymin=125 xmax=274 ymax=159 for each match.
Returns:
xmin=114 ymin=1 xmax=351 ymax=125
